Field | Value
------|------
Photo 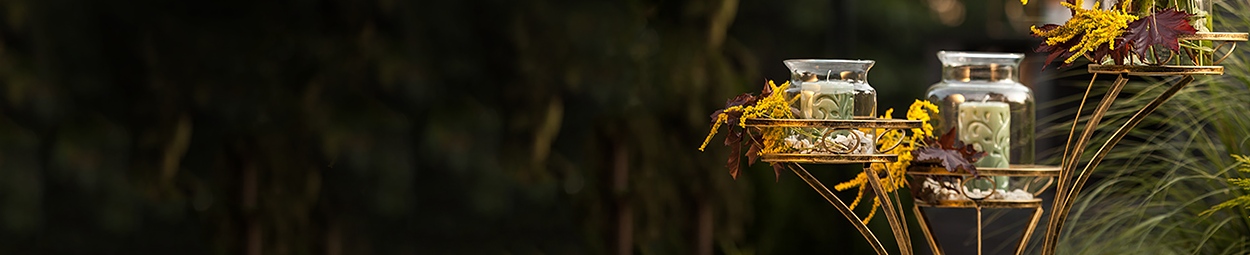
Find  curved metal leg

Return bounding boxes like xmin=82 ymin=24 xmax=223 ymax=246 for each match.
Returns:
xmin=1043 ymin=75 xmax=1196 ymax=254
xmin=1069 ymin=75 xmax=1195 ymax=204
xmin=1017 ymin=206 xmax=1044 ymax=255
xmin=913 ymin=205 xmax=943 ymax=255
xmin=787 ymin=164 xmax=889 ymax=255
xmin=891 ymin=188 xmax=913 ymax=253
xmin=1044 ymin=74 xmax=1130 ymax=254
xmin=865 ymin=166 xmax=912 ymax=255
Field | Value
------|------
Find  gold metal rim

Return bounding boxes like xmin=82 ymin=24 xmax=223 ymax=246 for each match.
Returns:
xmin=1087 ymin=64 xmax=1223 ymax=76
xmin=743 ymin=118 xmax=923 ymax=129
xmin=907 ymin=164 xmax=1061 ymax=177
xmin=1178 ymin=32 xmax=1249 ymax=41
xmin=761 ymin=153 xmax=898 ymax=164
xmin=915 ymin=198 xmax=1043 ymax=208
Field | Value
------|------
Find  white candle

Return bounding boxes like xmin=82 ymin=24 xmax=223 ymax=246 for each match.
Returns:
xmin=958 ymin=101 xmax=1010 ymax=190
xmin=800 ymin=80 xmax=854 ymax=120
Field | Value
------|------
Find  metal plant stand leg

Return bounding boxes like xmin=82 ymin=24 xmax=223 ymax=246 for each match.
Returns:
xmin=977 ymin=207 xmax=984 ymax=255
xmin=1016 ymin=206 xmax=1044 ymax=255
xmin=1043 ymin=74 xmax=1128 ymax=254
xmin=891 ymin=188 xmax=912 ymax=253
xmin=1043 ymin=75 xmax=1196 ymax=254
xmin=913 ymin=205 xmax=943 ymax=255
xmin=864 ymin=165 xmax=913 ymax=255
xmin=788 ymin=163 xmax=889 ymax=255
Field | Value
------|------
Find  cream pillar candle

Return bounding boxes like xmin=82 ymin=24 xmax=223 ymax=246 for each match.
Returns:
xmin=800 ymin=80 xmax=855 ymax=120
xmin=958 ymin=101 xmax=1010 ymax=190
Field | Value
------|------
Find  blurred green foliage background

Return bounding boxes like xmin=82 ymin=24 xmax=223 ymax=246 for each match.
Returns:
xmin=0 ymin=0 xmax=1060 ymax=254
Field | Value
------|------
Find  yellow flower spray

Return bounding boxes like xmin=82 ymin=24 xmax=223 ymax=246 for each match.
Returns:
xmin=699 ymin=80 xmax=798 ymax=152
xmin=835 ymin=100 xmax=938 ymax=224
xmin=1029 ymin=0 xmax=1139 ymax=64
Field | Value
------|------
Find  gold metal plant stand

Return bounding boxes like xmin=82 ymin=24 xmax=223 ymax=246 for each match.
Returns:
xmin=745 ymin=118 xmax=922 ymax=255
xmin=907 ymin=164 xmax=1060 ymax=255
xmin=1040 ymin=32 xmax=1248 ymax=254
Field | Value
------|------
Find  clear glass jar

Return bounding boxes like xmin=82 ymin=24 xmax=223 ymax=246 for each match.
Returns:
xmin=783 ymin=59 xmax=876 ymax=119
xmin=926 ymin=51 xmax=1034 ymax=188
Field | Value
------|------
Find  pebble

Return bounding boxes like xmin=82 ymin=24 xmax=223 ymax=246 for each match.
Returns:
xmin=783 ymin=130 xmax=874 ymax=154
xmin=920 ymin=178 xmax=1034 ymax=201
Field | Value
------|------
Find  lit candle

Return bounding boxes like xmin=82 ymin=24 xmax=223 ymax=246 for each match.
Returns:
xmin=800 ymin=80 xmax=854 ymax=120
xmin=958 ymin=101 xmax=1010 ymax=190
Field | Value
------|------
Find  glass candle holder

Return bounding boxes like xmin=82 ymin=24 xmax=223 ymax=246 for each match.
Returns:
xmin=779 ymin=59 xmax=877 ymax=154
xmin=925 ymin=51 xmax=1035 ymax=189
xmin=783 ymin=59 xmax=876 ymax=119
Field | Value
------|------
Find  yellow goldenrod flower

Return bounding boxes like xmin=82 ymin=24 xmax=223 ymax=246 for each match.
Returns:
xmin=699 ymin=113 xmax=730 ymax=151
xmin=700 ymin=81 xmax=798 ymax=154
xmin=834 ymin=100 xmax=937 ymax=224
xmin=1030 ymin=0 xmax=1138 ymax=64
xmin=907 ymin=99 xmax=939 ymax=137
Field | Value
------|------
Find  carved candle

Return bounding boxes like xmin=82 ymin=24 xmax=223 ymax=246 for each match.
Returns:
xmin=958 ymin=101 xmax=1010 ymax=189
xmin=800 ymin=80 xmax=855 ymax=120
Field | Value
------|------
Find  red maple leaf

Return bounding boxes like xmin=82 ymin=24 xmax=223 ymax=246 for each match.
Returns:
xmin=725 ymin=128 xmax=743 ymax=179
xmin=1126 ymin=8 xmax=1197 ymax=59
xmin=912 ymin=128 xmax=986 ymax=175
xmin=1090 ymin=37 xmax=1131 ymax=65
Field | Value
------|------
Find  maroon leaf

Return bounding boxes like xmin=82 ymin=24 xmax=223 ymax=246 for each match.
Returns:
xmin=725 ymin=93 xmax=757 ymax=108
xmin=724 ymin=124 xmax=746 ymax=179
xmin=724 ymin=125 xmax=743 ymax=146
xmin=746 ymin=142 xmax=762 ymax=165
xmin=726 ymin=134 xmax=741 ymax=179
xmin=912 ymin=128 xmax=986 ymax=175
xmin=1126 ymin=9 xmax=1197 ymax=58
xmin=1090 ymin=37 xmax=1132 ymax=65
xmin=915 ymin=147 xmax=978 ymax=174
xmin=771 ymin=163 xmax=784 ymax=182
xmin=760 ymin=81 xmax=775 ymax=98
xmin=709 ymin=109 xmax=724 ymax=124
xmin=718 ymin=93 xmax=756 ymax=127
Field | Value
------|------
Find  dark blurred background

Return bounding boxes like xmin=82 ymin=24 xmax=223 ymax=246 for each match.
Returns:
xmin=0 ymin=0 xmax=1080 ymax=254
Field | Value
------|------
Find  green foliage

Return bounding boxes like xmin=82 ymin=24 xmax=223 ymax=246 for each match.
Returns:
xmin=1202 ymin=155 xmax=1250 ymax=217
